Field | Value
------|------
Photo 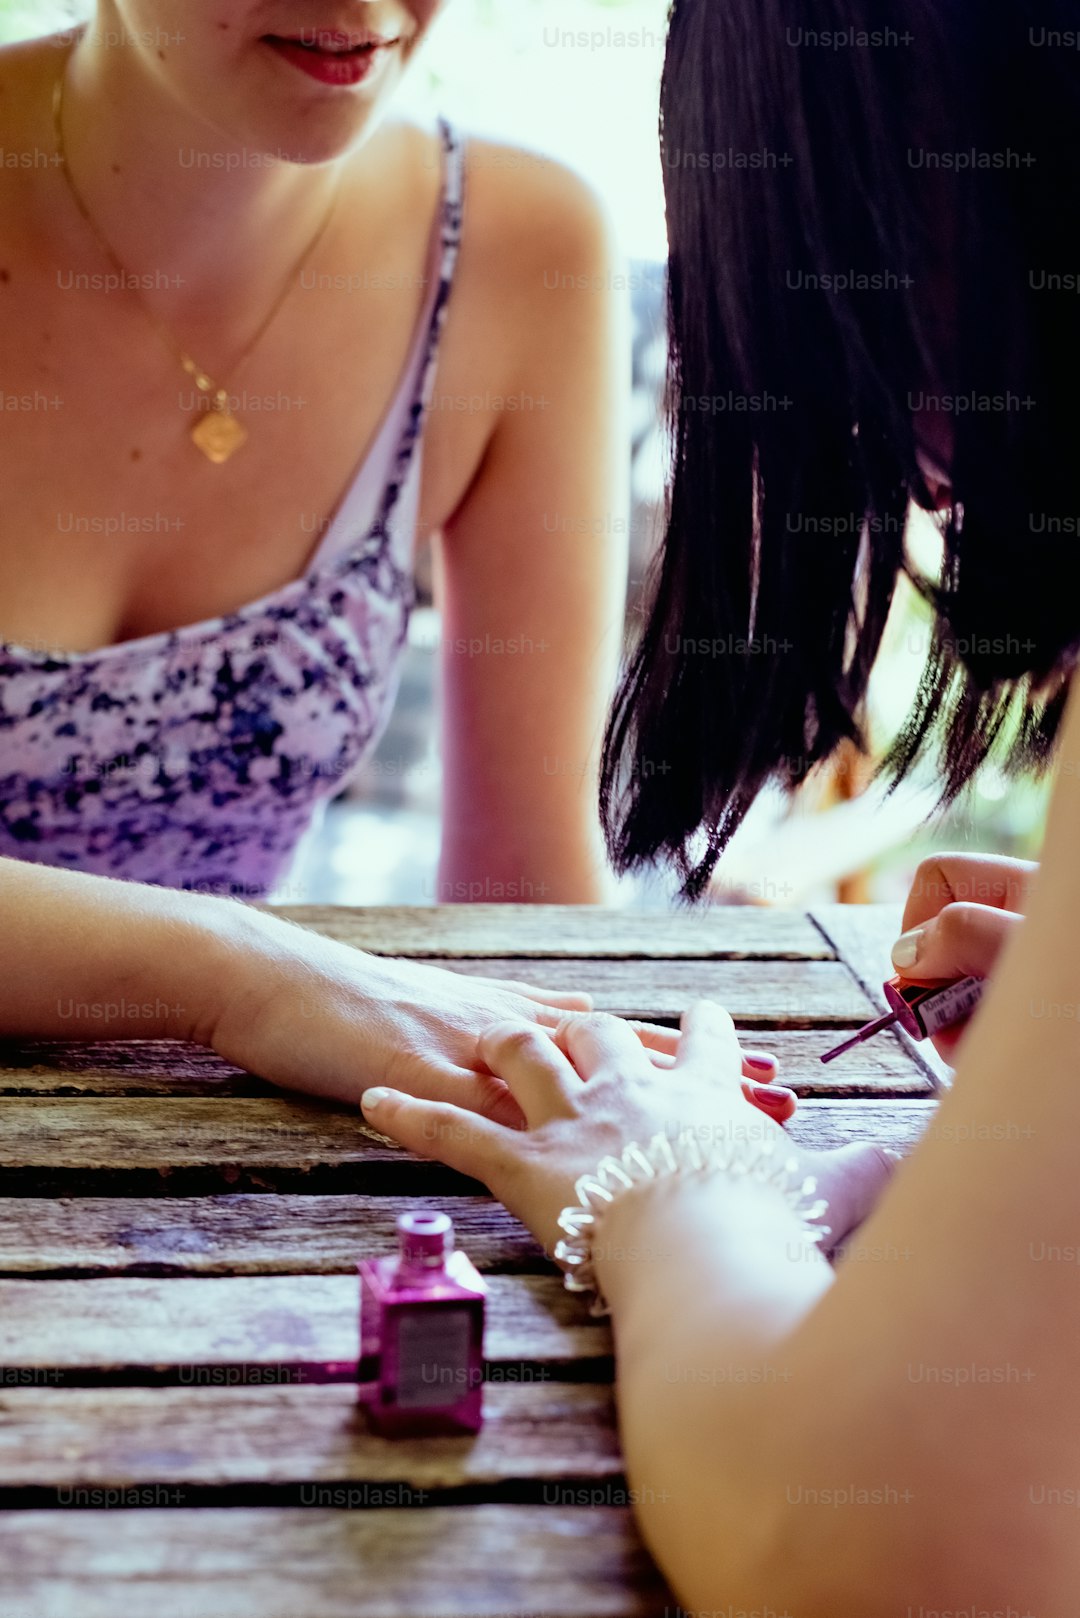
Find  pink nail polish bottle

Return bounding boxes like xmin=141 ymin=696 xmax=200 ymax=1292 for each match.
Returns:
xmin=359 ymin=1209 xmax=487 ymax=1436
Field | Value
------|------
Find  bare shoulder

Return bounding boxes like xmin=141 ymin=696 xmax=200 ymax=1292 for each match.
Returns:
xmin=386 ymin=122 xmax=621 ymax=373
xmin=460 ymin=134 xmax=618 ymax=284
xmin=0 ymin=33 xmax=70 ymax=244
xmin=0 ymin=30 xmax=68 ymax=133
xmin=388 ymin=121 xmax=616 ymax=277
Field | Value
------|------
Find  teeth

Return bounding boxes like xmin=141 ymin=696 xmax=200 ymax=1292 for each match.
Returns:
xmin=282 ymin=37 xmax=354 ymax=52
xmin=271 ymin=31 xmax=389 ymax=55
xmin=304 ymin=36 xmax=373 ymax=52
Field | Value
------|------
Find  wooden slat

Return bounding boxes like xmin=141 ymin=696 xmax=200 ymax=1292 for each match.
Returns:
xmin=0 ymin=960 xmax=870 ymax=1060
xmin=0 ymin=1091 xmax=933 ymax=1197
xmin=0 ymin=1096 xmax=432 ymax=1197
xmin=0 ymin=1383 xmax=620 ymax=1493
xmin=0 ymin=1274 xmax=610 ymax=1377
xmin=790 ymin=1099 xmax=934 ymax=1149
xmin=439 ymin=956 xmax=872 ymax=1022
xmin=810 ymin=902 xmax=903 ymax=987
xmin=0 ymin=1025 xmax=928 ymax=1099
xmin=0 ymin=1042 xmax=262 ymax=1097
xmin=0 ymin=1506 xmax=667 ymax=1618
xmin=0 ymin=1096 xmax=384 ymax=1167
xmin=0 ymin=1100 xmax=932 ymax=1203
xmin=0 ymin=1194 xmax=545 ymax=1278
xmin=266 ymin=902 xmax=831 ymax=959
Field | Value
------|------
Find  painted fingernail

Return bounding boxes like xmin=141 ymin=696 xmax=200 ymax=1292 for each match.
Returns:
xmin=361 ymin=1087 xmax=391 ymax=1111
xmin=890 ymin=928 xmax=924 ymax=970
xmin=753 ymin=1085 xmax=792 ymax=1106
xmin=745 ymin=1055 xmax=777 ymax=1072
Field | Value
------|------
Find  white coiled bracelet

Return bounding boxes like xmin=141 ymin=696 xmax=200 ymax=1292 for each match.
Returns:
xmin=552 ymin=1127 xmax=832 ymax=1317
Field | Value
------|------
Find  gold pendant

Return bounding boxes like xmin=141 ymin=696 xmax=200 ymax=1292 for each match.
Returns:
xmin=191 ymin=405 xmax=248 ymax=465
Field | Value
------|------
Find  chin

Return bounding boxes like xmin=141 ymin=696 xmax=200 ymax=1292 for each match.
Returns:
xmin=213 ymin=96 xmax=387 ymax=169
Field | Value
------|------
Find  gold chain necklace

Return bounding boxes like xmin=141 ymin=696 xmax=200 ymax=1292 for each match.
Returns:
xmin=52 ymin=56 xmax=342 ymax=464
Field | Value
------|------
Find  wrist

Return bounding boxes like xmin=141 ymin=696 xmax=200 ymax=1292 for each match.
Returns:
xmin=592 ymin=1170 xmax=817 ymax=1323
xmin=179 ymin=896 xmax=302 ymax=1050
xmin=555 ymin=1126 xmax=830 ymax=1319
xmin=115 ymin=886 xmax=279 ymax=1050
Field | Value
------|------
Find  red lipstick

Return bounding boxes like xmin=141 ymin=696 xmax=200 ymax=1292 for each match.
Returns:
xmin=263 ymin=31 xmax=400 ymax=88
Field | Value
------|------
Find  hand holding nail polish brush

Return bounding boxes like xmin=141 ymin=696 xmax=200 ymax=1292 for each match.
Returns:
xmin=821 ymin=920 xmax=987 ymax=1064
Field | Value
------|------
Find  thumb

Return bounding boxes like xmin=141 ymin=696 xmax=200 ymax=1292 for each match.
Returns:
xmin=820 ymin=1144 xmax=903 ymax=1258
xmin=890 ymin=900 xmax=1022 ymax=984
xmin=359 ymin=1087 xmax=506 ymax=1185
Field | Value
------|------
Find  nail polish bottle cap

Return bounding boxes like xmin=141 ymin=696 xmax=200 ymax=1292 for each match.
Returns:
xmin=397 ymin=1209 xmax=453 ymax=1268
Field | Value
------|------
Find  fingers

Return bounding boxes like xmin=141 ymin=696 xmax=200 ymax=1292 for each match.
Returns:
xmin=553 ymin=1011 xmax=653 ymax=1083
xmin=620 ymin=1023 xmax=784 ymax=1092
xmin=485 ymin=970 xmax=595 ymax=1009
xmin=891 ymin=900 xmax=1021 ymax=983
xmin=360 ymin=1086 xmax=508 ymax=1183
xmin=376 ymin=1059 xmax=525 ymax=1130
xmin=675 ymin=1000 xmax=743 ymax=1085
xmin=812 ymin=1144 xmax=902 ymax=1257
xmin=902 ymin=853 xmax=1035 ymax=933
xmin=628 ymin=1022 xmax=781 ymax=1085
xmin=627 ymin=1021 xmax=680 ymax=1057
xmin=742 ymin=1079 xmax=798 ymax=1124
xmin=478 ymin=1020 xmax=582 ymax=1126
xmin=531 ymin=1002 xmax=590 ymax=1031
xmin=741 ymin=1048 xmax=780 ymax=1082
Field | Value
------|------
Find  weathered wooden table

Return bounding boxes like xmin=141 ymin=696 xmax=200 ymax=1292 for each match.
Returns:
xmin=0 ymin=904 xmax=941 ymax=1618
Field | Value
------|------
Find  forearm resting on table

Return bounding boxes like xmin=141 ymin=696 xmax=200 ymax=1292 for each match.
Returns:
xmin=594 ymin=1112 xmax=1063 ymax=1616
xmin=0 ymin=857 xmax=256 ymax=1043
xmin=593 ymin=1174 xmax=835 ymax=1609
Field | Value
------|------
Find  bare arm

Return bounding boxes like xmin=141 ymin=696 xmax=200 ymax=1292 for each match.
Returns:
xmin=0 ymin=856 xmax=238 ymax=1044
xmin=599 ymin=691 xmax=1080 ymax=1615
xmin=0 ymin=856 xmax=595 ymax=1120
xmin=433 ymin=154 xmax=630 ymax=904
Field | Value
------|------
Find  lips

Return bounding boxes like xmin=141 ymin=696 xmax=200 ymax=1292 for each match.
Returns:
xmin=268 ymin=28 xmax=398 ymax=52
xmin=262 ymin=29 xmax=402 ymax=87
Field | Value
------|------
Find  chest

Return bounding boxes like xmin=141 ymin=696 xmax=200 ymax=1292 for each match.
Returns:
xmin=0 ymin=177 xmax=489 ymax=654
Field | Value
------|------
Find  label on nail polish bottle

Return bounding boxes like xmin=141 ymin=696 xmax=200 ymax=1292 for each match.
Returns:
xmin=396 ymin=1306 xmax=473 ymax=1408
xmin=885 ymin=976 xmax=985 ymax=1039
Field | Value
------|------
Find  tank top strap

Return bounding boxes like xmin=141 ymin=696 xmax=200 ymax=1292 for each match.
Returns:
xmin=375 ymin=117 xmax=467 ymax=537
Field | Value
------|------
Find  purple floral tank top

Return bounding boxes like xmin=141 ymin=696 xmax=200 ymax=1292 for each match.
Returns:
xmin=0 ymin=122 xmax=465 ymax=900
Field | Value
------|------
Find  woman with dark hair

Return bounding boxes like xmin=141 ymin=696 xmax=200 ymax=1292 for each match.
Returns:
xmin=604 ymin=0 xmax=1078 ymax=898
xmin=362 ymin=3 xmax=1080 ymax=1610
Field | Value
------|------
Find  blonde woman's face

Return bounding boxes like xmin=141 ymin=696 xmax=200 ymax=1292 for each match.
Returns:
xmin=92 ymin=0 xmax=447 ymax=161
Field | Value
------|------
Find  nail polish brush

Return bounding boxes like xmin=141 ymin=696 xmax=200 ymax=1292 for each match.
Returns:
xmin=821 ymin=975 xmax=986 ymax=1064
